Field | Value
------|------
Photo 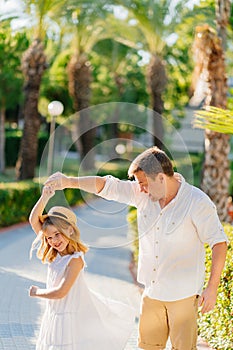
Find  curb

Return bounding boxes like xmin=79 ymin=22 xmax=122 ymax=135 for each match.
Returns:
xmin=0 ymin=221 xmax=29 ymax=234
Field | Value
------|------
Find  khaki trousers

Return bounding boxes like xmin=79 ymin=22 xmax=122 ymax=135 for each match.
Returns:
xmin=138 ymin=295 xmax=199 ymax=350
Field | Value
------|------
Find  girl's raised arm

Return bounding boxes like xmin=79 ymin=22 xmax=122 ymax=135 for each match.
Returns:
xmin=29 ymin=186 xmax=55 ymax=235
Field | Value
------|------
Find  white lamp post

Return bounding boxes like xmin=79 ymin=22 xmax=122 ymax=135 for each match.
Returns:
xmin=47 ymin=101 xmax=64 ymax=176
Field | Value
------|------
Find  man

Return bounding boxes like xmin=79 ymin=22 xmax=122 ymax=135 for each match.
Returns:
xmin=45 ymin=146 xmax=228 ymax=350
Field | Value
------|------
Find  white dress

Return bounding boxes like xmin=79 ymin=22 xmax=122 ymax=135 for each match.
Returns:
xmin=36 ymin=252 xmax=136 ymax=350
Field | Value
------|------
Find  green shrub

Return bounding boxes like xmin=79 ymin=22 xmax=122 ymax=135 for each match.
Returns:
xmin=5 ymin=131 xmax=21 ymax=166
xmin=5 ymin=130 xmax=49 ymax=167
xmin=0 ymin=181 xmax=83 ymax=228
xmin=127 ymin=209 xmax=233 ymax=349
xmin=127 ymin=207 xmax=138 ymax=261
xmin=198 ymin=224 xmax=233 ymax=350
xmin=97 ymin=167 xmax=128 ymax=179
xmin=0 ymin=181 xmax=41 ymax=226
xmin=0 ymin=164 xmax=127 ymax=228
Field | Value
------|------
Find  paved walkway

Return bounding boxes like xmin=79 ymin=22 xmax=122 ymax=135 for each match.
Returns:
xmin=0 ymin=197 xmax=212 ymax=349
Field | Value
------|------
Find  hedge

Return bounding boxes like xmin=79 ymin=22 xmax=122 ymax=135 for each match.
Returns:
xmin=0 ymin=181 xmax=41 ymax=226
xmin=198 ymin=224 xmax=233 ymax=350
xmin=0 ymin=166 xmax=129 ymax=228
xmin=127 ymin=208 xmax=233 ymax=350
xmin=0 ymin=181 xmax=83 ymax=228
xmin=5 ymin=130 xmax=49 ymax=167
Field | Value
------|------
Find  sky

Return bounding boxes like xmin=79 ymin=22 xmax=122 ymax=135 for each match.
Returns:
xmin=2 ymin=0 xmax=201 ymax=26
xmin=0 ymin=0 xmax=201 ymax=67
xmin=0 ymin=0 xmax=29 ymax=30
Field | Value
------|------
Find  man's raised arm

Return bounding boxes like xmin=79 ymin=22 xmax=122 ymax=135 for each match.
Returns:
xmin=44 ymin=172 xmax=106 ymax=194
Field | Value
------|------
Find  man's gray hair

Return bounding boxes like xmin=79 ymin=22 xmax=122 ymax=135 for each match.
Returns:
xmin=128 ymin=146 xmax=174 ymax=178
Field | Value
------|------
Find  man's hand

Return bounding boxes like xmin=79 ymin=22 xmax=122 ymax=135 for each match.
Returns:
xmin=198 ymin=286 xmax=217 ymax=314
xmin=199 ymin=242 xmax=227 ymax=314
xmin=44 ymin=172 xmax=68 ymax=190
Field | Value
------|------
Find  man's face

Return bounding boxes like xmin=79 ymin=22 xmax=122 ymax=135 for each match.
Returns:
xmin=134 ymin=170 xmax=165 ymax=202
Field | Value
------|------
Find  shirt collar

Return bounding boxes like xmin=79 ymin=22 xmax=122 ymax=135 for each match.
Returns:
xmin=166 ymin=172 xmax=186 ymax=206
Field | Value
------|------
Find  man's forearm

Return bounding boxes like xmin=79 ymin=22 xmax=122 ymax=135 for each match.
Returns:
xmin=64 ymin=175 xmax=106 ymax=194
xmin=45 ymin=172 xmax=106 ymax=194
xmin=207 ymin=242 xmax=227 ymax=289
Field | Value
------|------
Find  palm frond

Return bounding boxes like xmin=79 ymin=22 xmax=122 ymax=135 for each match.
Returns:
xmin=193 ymin=106 xmax=233 ymax=134
xmin=113 ymin=0 xmax=182 ymax=54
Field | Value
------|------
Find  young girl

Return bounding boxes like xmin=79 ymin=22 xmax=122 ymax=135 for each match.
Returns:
xmin=29 ymin=185 xmax=135 ymax=350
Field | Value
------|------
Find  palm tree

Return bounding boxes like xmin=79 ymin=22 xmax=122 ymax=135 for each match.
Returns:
xmin=16 ymin=39 xmax=47 ymax=179
xmin=192 ymin=23 xmax=230 ymax=221
xmin=65 ymin=4 xmax=115 ymax=170
xmin=215 ymin=0 xmax=231 ymax=49
xmin=16 ymin=0 xmax=68 ymax=179
xmin=113 ymin=0 xmax=184 ymax=148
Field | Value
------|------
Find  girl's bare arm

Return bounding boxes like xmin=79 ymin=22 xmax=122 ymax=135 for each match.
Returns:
xmin=29 ymin=186 xmax=55 ymax=235
xmin=29 ymin=257 xmax=83 ymax=299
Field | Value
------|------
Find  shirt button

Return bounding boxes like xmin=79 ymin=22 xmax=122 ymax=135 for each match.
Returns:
xmin=153 ymin=268 xmax=156 ymax=271
xmin=144 ymin=215 xmax=147 ymax=218
xmin=155 ymin=241 xmax=158 ymax=244
xmin=156 ymin=256 xmax=158 ymax=259
xmin=157 ymin=227 xmax=159 ymax=230
xmin=152 ymin=280 xmax=155 ymax=283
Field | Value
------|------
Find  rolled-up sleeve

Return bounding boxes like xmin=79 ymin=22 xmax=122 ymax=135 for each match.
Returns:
xmin=191 ymin=195 xmax=229 ymax=248
xmin=97 ymin=175 xmax=139 ymax=207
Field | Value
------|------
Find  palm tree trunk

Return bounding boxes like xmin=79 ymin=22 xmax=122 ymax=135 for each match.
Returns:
xmin=201 ymin=131 xmax=230 ymax=220
xmin=215 ymin=0 xmax=231 ymax=50
xmin=193 ymin=25 xmax=230 ymax=221
xmin=16 ymin=39 xmax=47 ymax=180
xmin=147 ymin=54 xmax=167 ymax=149
xmin=68 ymin=52 xmax=95 ymax=171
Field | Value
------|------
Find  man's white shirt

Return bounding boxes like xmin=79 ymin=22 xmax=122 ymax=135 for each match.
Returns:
xmin=97 ymin=173 xmax=228 ymax=301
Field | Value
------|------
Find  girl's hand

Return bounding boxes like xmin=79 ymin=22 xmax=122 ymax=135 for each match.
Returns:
xmin=29 ymin=285 xmax=39 ymax=297
xmin=42 ymin=185 xmax=55 ymax=199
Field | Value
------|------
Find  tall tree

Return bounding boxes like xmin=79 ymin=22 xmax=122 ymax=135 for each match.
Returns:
xmin=65 ymin=3 xmax=112 ymax=170
xmin=113 ymin=0 xmax=184 ymax=148
xmin=0 ymin=26 xmax=28 ymax=173
xmin=91 ymin=39 xmax=149 ymax=157
xmin=16 ymin=0 xmax=67 ymax=179
xmin=192 ymin=21 xmax=230 ymax=221
xmin=215 ymin=0 xmax=231 ymax=49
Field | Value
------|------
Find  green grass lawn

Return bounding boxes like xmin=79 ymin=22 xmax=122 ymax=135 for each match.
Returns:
xmin=0 ymin=167 xmax=17 ymax=182
xmin=0 ymin=151 xmax=203 ymax=184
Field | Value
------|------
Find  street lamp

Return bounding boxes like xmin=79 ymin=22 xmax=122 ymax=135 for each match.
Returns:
xmin=47 ymin=100 xmax=64 ymax=176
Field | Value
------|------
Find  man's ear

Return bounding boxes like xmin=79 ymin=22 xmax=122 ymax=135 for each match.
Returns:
xmin=158 ymin=173 xmax=164 ymax=182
